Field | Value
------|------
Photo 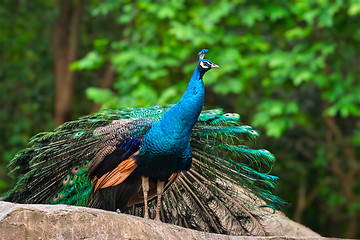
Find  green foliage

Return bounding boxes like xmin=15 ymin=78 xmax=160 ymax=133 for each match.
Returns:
xmin=70 ymin=51 xmax=105 ymax=71
xmin=0 ymin=0 xmax=56 ymax=192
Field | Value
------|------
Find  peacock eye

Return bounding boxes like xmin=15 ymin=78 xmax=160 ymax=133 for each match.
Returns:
xmin=200 ymin=61 xmax=210 ymax=68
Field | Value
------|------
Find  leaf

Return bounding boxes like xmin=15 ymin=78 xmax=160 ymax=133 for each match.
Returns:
xmin=213 ymin=78 xmax=244 ymax=94
xmin=86 ymin=87 xmax=114 ymax=104
xmin=268 ymin=101 xmax=285 ymax=116
xmin=303 ymin=9 xmax=318 ymax=25
xmin=91 ymin=0 xmax=120 ymax=16
xmin=348 ymin=1 xmax=360 ymax=16
xmin=285 ymin=27 xmax=311 ymax=40
xmin=239 ymin=6 xmax=264 ymax=27
xmin=340 ymin=103 xmax=359 ymax=117
xmin=157 ymin=6 xmax=175 ymax=19
xmin=266 ymin=6 xmax=289 ymax=21
xmin=352 ymin=129 xmax=360 ymax=146
xmin=318 ymin=6 xmax=336 ymax=28
xmin=292 ymin=70 xmax=312 ymax=86
xmin=158 ymin=86 xmax=180 ymax=105
xmin=264 ymin=118 xmax=288 ymax=138
xmin=253 ymin=111 xmax=271 ymax=127
xmin=70 ymin=51 xmax=105 ymax=71
xmin=324 ymin=105 xmax=338 ymax=116
xmin=286 ymin=101 xmax=299 ymax=114
xmin=268 ymin=52 xmax=292 ymax=69
xmin=93 ymin=39 xmax=109 ymax=53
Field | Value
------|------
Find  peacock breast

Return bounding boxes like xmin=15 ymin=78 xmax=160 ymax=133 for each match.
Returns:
xmin=134 ymin=123 xmax=191 ymax=181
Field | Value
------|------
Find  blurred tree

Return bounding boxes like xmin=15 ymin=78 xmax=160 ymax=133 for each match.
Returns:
xmin=53 ymin=0 xmax=85 ymax=126
xmin=1 ymin=0 xmax=359 ymax=238
xmin=0 ymin=0 xmax=95 ymax=194
xmin=0 ymin=0 xmax=56 ymax=195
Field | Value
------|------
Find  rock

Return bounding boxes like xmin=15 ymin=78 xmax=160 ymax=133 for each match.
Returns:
xmin=0 ymin=201 xmax=323 ymax=240
xmin=260 ymin=211 xmax=321 ymax=238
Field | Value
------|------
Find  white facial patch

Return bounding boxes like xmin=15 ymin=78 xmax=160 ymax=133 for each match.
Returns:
xmin=200 ymin=61 xmax=209 ymax=68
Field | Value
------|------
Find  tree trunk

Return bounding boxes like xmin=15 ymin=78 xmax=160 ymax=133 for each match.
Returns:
xmin=323 ymin=101 xmax=358 ymax=239
xmin=53 ymin=0 xmax=84 ymax=126
xmin=91 ymin=62 xmax=116 ymax=113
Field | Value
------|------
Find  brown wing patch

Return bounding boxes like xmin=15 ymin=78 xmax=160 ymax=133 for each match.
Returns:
xmin=91 ymin=151 xmax=139 ymax=192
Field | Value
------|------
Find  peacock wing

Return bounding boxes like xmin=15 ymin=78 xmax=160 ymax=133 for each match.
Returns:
xmin=4 ymin=108 xmax=162 ymax=207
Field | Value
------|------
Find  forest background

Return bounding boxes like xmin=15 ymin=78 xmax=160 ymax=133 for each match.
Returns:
xmin=0 ymin=0 xmax=359 ymax=238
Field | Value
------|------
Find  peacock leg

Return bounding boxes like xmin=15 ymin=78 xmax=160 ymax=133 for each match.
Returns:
xmin=155 ymin=181 xmax=165 ymax=221
xmin=141 ymin=176 xmax=149 ymax=219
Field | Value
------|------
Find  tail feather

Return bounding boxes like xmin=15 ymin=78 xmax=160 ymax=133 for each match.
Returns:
xmin=186 ymin=168 xmax=265 ymax=235
xmin=126 ymin=109 xmax=283 ymax=235
xmin=126 ymin=160 xmax=268 ymax=235
xmin=4 ymin=106 xmax=283 ymax=236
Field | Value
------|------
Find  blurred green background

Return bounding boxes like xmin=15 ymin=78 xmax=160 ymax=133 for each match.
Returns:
xmin=0 ymin=0 xmax=359 ymax=238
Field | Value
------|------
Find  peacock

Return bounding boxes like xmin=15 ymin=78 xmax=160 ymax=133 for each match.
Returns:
xmin=4 ymin=49 xmax=284 ymax=235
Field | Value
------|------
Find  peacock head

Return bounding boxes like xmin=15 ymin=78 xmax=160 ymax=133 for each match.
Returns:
xmin=197 ymin=49 xmax=219 ymax=75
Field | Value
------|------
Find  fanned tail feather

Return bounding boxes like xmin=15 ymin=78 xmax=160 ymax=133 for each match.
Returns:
xmin=126 ymin=108 xmax=284 ymax=235
xmin=3 ymin=109 xmax=157 ymax=205
xmin=4 ymin=106 xmax=283 ymax=236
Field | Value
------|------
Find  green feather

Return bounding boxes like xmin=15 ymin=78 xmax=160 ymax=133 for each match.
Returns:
xmin=4 ymin=105 xmax=284 ymax=235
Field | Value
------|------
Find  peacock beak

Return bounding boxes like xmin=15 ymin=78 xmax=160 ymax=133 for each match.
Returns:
xmin=211 ymin=63 xmax=219 ymax=68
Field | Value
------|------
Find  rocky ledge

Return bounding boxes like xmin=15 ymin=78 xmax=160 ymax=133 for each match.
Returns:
xmin=0 ymin=201 xmax=324 ymax=240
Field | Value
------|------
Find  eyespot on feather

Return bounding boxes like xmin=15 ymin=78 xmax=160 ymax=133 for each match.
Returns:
xmin=260 ymin=149 xmax=271 ymax=154
xmin=249 ymin=130 xmax=258 ymax=135
xmin=72 ymin=166 xmax=80 ymax=174
xmin=223 ymin=113 xmax=239 ymax=119
xmin=53 ymin=194 xmax=59 ymax=203
xmin=62 ymin=175 xmax=70 ymax=186
xmin=69 ymin=176 xmax=76 ymax=185
xmin=73 ymin=131 xmax=85 ymax=137
xmin=82 ymin=160 xmax=89 ymax=170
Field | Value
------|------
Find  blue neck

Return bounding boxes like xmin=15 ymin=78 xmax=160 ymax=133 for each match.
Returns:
xmin=160 ymin=65 xmax=204 ymax=138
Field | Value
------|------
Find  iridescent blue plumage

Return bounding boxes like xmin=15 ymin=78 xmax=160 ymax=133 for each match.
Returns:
xmin=134 ymin=50 xmax=216 ymax=181
xmin=4 ymin=49 xmax=284 ymax=236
